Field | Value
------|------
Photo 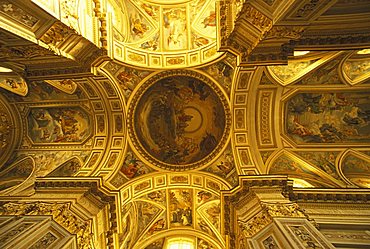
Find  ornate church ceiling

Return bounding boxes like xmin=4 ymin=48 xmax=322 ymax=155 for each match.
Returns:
xmin=108 ymin=0 xmax=221 ymax=68
xmin=0 ymin=0 xmax=370 ymax=249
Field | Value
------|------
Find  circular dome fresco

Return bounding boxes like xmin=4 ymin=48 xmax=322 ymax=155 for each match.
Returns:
xmin=128 ymin=70 xmax=230 ymax=170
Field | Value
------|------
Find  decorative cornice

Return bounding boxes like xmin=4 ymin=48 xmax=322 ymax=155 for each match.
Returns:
xmin=40 ymin=21 xmax=77 ymax=47
xmin=0 ymin=201 xmax=92 ymax=248
xmin=264 ymin=26 xmax=306 ymax=40
xmin=289 ymin=189 xmax=370 ymax=203
xmin=290 ymin=34 xmax=370 ymax=49
xmin=34 ymin=178 xmax=118 ymax=248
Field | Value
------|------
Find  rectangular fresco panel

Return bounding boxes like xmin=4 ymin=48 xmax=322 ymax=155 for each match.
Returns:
xmin=27 ymin=107 xmax=91 ymax=143
xmin=286 ymin=91 xmax=370 ymax=144
xmin=169 ymin=189 xmax=193 ymax=227
xmin=163 ymin=8 xmax=187 ymax=51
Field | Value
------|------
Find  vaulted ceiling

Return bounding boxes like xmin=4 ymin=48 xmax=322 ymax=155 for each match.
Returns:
xmin=0 ymin=0 xmax=370 ymax=248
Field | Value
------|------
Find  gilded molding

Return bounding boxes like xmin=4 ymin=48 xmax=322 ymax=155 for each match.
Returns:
xmin=0 ymin=0 xmax=39 ymax=28
xmin=265 ymin=26 xmax=305 ymax=40
xmin=261 ymin=202 xmax=306 ymax=218
xmin=238 ymin=209 xmax=272 ymax=237
xmin=0 ymin=45 xmax=55 ymax=59
xmin=0 ymin=98 xmax=18 ymax=168
xmin=289 ymin=189 xmax=370 ymax=202
xmin=290 ymin=34 xmax=370 ymax=49
xmin=0 ymin=202 xmax=92 ymax=248
xmin=40 ymin=21 xmax=77 ymax=46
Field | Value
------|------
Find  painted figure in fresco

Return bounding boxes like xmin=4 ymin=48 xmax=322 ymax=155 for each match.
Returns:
xmin=198 ymin=239 xmax=215 ymax=249
xmin=169 ymin=190 xmax=192 ymax=226
xmin=131 ymin=15 xmax=148 ymax=37
xmin=198 ymin=219 xmax=211 ymax=234
xmin=193 ymin=35 xmax=209 ymax=47
xmin=147 ymin=191 xmax=165 ymax=203
xmin=202 ymin=11 xmax=216 ymax=28
xmin=148 ymin=218 xmax=165 ymax=235
xmin=47 ymin=158 xmax=81 ymax=177
xmin=197 ymin=191 xmax=212 ymax=203
xmin=28 ymin=108 xmax=89 ymax=143
xmin=205 ymin=149 xmax=235 ymax=178
xmin=286 ymin=92 xmax=370 ymax=143
xmin=141 ymin=3 xmax=157 ymax=18
xmin=137 ymin=202 xmax=160 ymax=232
xmin=136 ymin=76 xmax=225 ymax=165
xmin=120 ymin=152 xmax=147 ymax=179
xmin=140 ymin=33 xmax=159 ymax=51
xmin=163 ymin=9 xmax=187 ymax=50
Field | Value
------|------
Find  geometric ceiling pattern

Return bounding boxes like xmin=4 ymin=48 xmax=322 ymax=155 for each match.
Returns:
xmin=1 ymin=0 xmax=370 ymax=248
xmin=109 ymin=0 xmax=221 ymax=68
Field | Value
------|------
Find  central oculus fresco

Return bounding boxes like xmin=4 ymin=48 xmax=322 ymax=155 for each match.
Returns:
xmin=130 ymin=72 xmax=228 ymax=169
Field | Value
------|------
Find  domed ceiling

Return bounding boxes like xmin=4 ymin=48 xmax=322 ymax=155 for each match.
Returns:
xmin=108 ymin=0 xmax=221 ymax=68
xmin=1 ymin=1 xmax=370 ymax=248
xmin=128 ymin=70 xmax=230 ymax=170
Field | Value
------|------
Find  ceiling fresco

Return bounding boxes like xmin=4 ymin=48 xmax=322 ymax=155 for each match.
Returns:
xmin=27 ymin=106 xmax=92 ymax=143
xmin=119 ymin=173 xmax=227 ymax=249
xmin=128 ymin=70 xmax=231 ymax=171
xmin=285 ymin=91 xmax=370 ymax=144
xmin=108 ymin=0 xmax=221 ymax=68
xmin=1 ymin=1 xmax=370 ymax=247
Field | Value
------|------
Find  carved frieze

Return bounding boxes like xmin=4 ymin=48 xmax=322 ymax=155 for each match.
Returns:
xmin=289 ymin=225 xmax=324 ymax=248
xmin=0 ymin=0 xmax=39 ymax=28
xmin=238 ymin=209 xmax=273 ymax=237
xmin=257 ymin=89 xmax=275 ymax=148
xmin=262 ymin=235 xmax=280 ymax=249
xmin=0 ymin=202 xmax=92 ymax=248
xmin=261 ymin=202 xmax=306 ymax=218
xmin=40 ymin=21 xmax=77 ymax=46
xmin=264 ymin=26 xmax=305 ymax=40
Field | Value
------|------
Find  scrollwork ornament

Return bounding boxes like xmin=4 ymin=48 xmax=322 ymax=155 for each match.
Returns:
xmin=0 ymin=99 xmax=17 ymax=168
xmin=261 ymin=202 xmax=306 ymax=218
xmin=40 ymin=22 xmax=77 ymax=46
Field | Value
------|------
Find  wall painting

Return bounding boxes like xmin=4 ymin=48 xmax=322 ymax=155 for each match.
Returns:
xmin=134 ymin=76 xmax=226 ymax=166
xmin=169 ymin=189 xmax=193 ymax=227
xmin=286 ymin=91 xmax=370 ymax=144
xmin=27 ymin=107 xmax=91 ymax=143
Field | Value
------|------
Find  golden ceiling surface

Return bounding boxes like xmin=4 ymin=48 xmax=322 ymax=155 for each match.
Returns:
xmin=1 ymin=0 xmax=370 ymax=249
xmin=109 ymin=0 xmax=220 ymax=68
xmin=129 ymin=70 xmax=230 ymax=170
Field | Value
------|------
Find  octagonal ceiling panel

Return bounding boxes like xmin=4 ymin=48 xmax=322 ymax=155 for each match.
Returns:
xmin=109 ymin=0 xmax=221 ymax=68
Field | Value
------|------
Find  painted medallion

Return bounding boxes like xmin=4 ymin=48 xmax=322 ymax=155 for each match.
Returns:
xmin=130 ymin=71 xmax=229 ymax=170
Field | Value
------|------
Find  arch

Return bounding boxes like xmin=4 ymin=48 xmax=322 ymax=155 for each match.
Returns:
xmin=0 ymin=156 xmax=35 ymax=194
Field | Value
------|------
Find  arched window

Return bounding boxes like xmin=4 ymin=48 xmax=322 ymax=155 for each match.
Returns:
xmin=166 ymin=237 xmax=195 ymax=249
